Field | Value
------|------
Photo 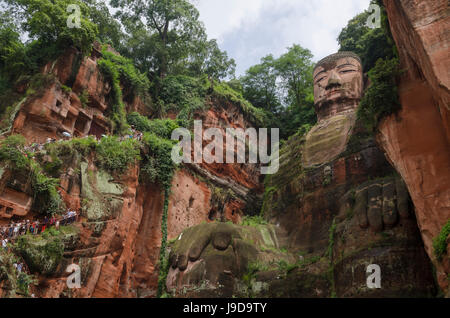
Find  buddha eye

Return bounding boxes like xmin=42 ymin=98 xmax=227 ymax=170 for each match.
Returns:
xmin=340 ymin=69 xmax=355 ymax=74
xmin=316 ymin=76 xmax=326 ymax=83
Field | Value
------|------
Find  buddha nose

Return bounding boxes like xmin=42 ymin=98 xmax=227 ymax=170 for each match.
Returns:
xmin=326 ymin=70 xmax=342 ymax=89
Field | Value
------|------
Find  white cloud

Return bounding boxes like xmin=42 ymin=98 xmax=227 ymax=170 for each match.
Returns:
xmin=194 ymin=0 xmax=371 ymax=76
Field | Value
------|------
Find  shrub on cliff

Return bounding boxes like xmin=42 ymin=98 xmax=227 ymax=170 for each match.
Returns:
xmin=358 ymin=57 xmax=401 ymax=132
xmin=101 ymin=49 xmax=150 ymax=97
xmin=140 ymin=132 xmax=177 ymax=189
xmin=338 ymin=1 xmax=401 ymax=132
xmin=15 ymin=230 xmax=64 ymax=276
xmin=158 ymin=75 xmax=209 ymax=126
xmin=127 ymin=112 xmax=179 ymax=139
xmin=30 ymin=160 xmax=64 ymax=216
xmin=98 ymin=58 xmax=128 ymax=133
xmin=0 ymin=134 xmax=28 ymax=170
xmin=213 ymin=81 xmax=269 ymax=127
xmin=0 ymin=135 xmax=65 ymax=215
xmin=98 ymin=48 xmax=152 ymax=133
xmin=95 ymin=136 xmax=141 ymax=174
xmin=0 ymin=249 xmax=36 ymax=296
xmin=433 ymin=220 xmax=450 ymax=262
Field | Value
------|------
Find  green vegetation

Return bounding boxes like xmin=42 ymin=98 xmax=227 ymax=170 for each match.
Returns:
xmin=0 ymin=135 xmax=64 ymax=215
xmin=240 ymin=44 xmax=316 ymax=139
xmin=0 ymin=0 xmax=98 ymax=99
xmin=242 ymin=215 xmax=268 ymax=227
xmin=96 ymin=136 xmax=141 ymax=174
xmin=14 ymin=226 xmax=77 ymax=276
xmin=0 ymin=249 xmax=37 ymax=297
xmin=338 ymin=1 xmax=401 ymax=132
xmin=140 ymin=132 xmax=177 ymax=188
xmin=337 ymin=0 xmax=397 ymax=72
xmin=15 ymin=233 xmax=63 ymax=276
xmin=127 ymin=112 xmax=179 ymax=139
xmin=98 ymin=56 xmax=127 ymax=133
xmin=242 ymin=261 xmax=269 ymax=293
xmin=101 ymin=49 xmax=151 ymax=97
xmin=260 ymin=186 xmax=277 ymax=217
xmin=79 ymin=89 xmax=89 ymax=108
xmin=358 ymin=57 xmax=401 ymax=132
xmin=44 ymin=134 xmax=142 ymax=175
xmin=212 ymin=81 xmax=269 ymax=127
xmin=29 ymin=159 xmax=64 ymax=216
xmin=158 ymin=74 xmax=209 ymax=125
xmin=433 ymin=219 xmax=450 ymax=262
xmin=0 ymin=134 xmax=29 ymax=170
xmin=157 ymin=186 xmax=171 ymax=297
xmin=327 ymin=218 xmax=337 ymax=297
xmin=97 ymin=47 xmax=150 ymax=133
xmin=111 ymin=0 xmax=234 ymax=80
xmin=60 ymin=84 xmax=72 ymax=94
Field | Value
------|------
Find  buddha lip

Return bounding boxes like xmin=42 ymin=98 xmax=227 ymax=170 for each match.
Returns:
xmin=326 ymin=88 xmax=344 ymax=96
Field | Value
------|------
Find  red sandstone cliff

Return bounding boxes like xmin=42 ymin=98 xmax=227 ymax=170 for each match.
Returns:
xmin=379 ymin=0 xmax=450 ymax=292
xmin=0 ymin=45 xmax=263 ymax=297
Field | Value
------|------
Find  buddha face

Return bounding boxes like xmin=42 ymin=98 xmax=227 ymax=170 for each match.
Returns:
xmin=313 ymin=56 xmax=363 ymax=108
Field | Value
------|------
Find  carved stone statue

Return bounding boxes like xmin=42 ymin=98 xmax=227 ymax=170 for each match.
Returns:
xmin=313 ymin=51 xmax=363 ymax=121
xmin=165 ymin=52 xmax=436 ymax=298
xmin=304 ymin=52 xmax=364 ymax=167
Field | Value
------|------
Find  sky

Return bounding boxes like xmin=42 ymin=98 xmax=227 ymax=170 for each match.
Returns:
xmin=192 ymin=0 xmax=370 ymax=76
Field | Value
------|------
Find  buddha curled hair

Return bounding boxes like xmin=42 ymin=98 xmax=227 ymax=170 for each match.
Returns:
xmin=314 ymin=52 xmax=362 ymax=72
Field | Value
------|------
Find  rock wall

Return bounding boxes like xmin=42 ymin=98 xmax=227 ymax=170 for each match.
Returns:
xmin=0 ymin=45 xmax=263 ymax=297
xmin=379 ymin=0 xmax=450 ymax=292
xmin=167 ymin=107 xmax=437 ymax=297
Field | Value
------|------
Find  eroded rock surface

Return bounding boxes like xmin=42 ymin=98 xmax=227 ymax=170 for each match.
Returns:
xmin=379 ymin=0 xmax=450 ymax=292
xmin=164 ymin=52 xmax=437 ymax=297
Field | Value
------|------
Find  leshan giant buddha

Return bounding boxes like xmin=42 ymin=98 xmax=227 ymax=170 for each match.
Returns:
xmin=304 ymin=52 xmax=364 ymax=167
xmin=165 ymin=52 xmax=437 ymax=298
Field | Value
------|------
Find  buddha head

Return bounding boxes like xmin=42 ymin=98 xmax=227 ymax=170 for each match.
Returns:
xmin=313 ymin=52 xmax=363 ymax=121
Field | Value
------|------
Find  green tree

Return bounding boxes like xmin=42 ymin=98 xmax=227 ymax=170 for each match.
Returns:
xmin=240 ymin=44 xmax=316 ymax=139
xmin=111 ymin=0 xmax=206 ymax=79
xmin=188 ymin=39 xmax=236 ymax=80
xmin=240 ymin=55 xmax=280 ymax=113
xmin=82 ymin=0 xmax=124 ymax=50
xmin=0 ymin=13 xmax=29 ymax=90
xmin=4 ymin=0 xmax=98 ymax=55
xmin=337 ymin=0 xmax=396 ymax=72
xmin=274 ymin=44 xmax=314 ymax=110
xmin=339 ymin=1 xmax=400 ymax=131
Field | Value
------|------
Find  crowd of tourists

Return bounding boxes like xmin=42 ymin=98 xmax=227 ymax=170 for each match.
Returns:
xmin=1 ymin=210 xmax=78 ymax=249
xmin=21 ymin=126 xmax=143 ymax=156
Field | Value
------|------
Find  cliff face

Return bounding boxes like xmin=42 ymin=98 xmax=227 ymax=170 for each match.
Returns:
xmin=0 ymin=47 xmax=262 ymax=298
xmin=1 ymin=2 xmax=448 ymax=297
xmin=379 ymin=0 xmax=450 ymax=292
xmin=167 ymin=107 xmax=436 ymax=297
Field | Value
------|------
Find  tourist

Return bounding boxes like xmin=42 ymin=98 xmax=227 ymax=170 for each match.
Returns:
xmin=42 ymin=216 xmax=48 ymax=232
xmin=8 ymin=224 xmax=13 ymax=238
xmin=13 ymin=223 xmax=20 ymax=238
